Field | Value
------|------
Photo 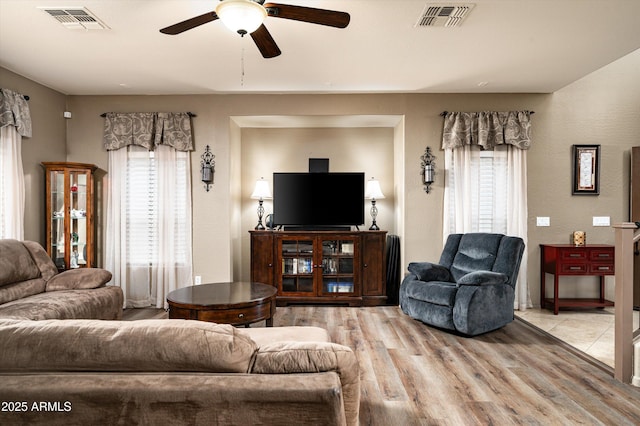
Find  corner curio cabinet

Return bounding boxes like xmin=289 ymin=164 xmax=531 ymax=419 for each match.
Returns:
xmin=42 ymin=162 xmax=97 ymax=271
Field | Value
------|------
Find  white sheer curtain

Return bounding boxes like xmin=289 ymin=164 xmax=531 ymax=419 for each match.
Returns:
xmin=506 ymin=146 xmax=529 ymax=311
xmin=443 ymin=145 xmax=530 ymax=310
xmin=0 ymin=126 xmax=25 ymax=239
xmin=0 ymin=88 xmax=31 ymax=240
xmin=105 ymin=145 xmax=193 ymax=309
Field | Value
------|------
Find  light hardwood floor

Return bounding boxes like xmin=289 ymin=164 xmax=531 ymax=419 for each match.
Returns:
xmin=124 ymin=306 xmax=640 ymax=425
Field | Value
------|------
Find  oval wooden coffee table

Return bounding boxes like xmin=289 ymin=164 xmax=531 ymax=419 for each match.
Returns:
xmin=167 ymin=282 xmax=277 ymax=327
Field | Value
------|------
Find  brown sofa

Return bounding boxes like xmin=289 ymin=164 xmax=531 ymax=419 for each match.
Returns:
xmin=0 ymin=239 xmax=123 ymax=320
xmin=0 ymin=318 xmax=360 ymax=425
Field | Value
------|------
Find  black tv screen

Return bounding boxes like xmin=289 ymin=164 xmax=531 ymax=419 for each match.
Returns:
xmin=273 ymin=172 xmax=364 ymax=228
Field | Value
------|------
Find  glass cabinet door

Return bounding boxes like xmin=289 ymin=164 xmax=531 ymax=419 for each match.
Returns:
xmin=69 ymin=171 xmax=89 ymax=268
xmin=279 ymin=238 xmax=315 ymax=294
xmin=49 ymin=169 xmax=66 ymax=269
xmin=321 ymin=238 xmax=356 ymax=294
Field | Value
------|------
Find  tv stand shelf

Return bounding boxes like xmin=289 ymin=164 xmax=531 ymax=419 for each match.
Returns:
xmin=250 ymin=230 xmax=387 ymax=307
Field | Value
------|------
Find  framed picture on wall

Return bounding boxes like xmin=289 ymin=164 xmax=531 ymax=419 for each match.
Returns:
xmin=572 ymin=144 xmax=600 ymax=195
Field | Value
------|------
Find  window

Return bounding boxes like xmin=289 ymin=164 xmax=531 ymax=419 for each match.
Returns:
xmin=125 ymin=149 xmax=190 ymax=265
xmin=445 ymin=146 xmax=508 ymax=235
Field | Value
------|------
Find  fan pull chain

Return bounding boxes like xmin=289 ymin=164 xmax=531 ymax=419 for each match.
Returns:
xmin=240 ymin=44 xmax=245 ymax=87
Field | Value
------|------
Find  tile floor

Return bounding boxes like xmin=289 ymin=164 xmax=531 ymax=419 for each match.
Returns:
xmin=515 ymin=307 xmax=640 ymax=368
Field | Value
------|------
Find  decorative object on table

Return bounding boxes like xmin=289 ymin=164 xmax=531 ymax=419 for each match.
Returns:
xmin=365 ymin=177 xmax=385 ymax=230
xmin=251 ymin=177 xmax=272 ymax=230
xmin=572 ymin=231 xmax=586 ymax=246
xmin=200 ymin=144 xmax=216 ymax=192
xmin=420 ymin=146 xmax=436 ymax=193
xmin=572 ymin=144 xmax=600 ymax=195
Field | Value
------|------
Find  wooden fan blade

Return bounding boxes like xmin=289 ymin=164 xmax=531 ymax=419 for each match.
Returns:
xmin=160 ymin=11 xmax=218 ymax=35
xmin=250 ymin=24 xmax=282 ymax=58
xmin=264 ymin=3 xmax=350 ymax=28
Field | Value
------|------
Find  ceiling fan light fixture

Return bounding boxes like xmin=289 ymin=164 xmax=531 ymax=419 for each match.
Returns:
xmin=216 ymin=0 xmax=267 ymax=35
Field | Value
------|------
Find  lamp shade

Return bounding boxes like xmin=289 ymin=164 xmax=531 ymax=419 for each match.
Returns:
xmin=216 ymin=0 xmax=267 ymax=34
xmin=251 ymin=178 xmax=272 ymax=200
xmin=365 ymin=179 xmax=385 ymax=200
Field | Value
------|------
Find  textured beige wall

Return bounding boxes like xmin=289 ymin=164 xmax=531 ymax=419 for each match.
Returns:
xmin=239 ymin=126 xmax=395 ymax=281
xmin=0 ymin=67 xmax=67 ymax=243
xmin=8 ymin=47 xmax=639 ymax=307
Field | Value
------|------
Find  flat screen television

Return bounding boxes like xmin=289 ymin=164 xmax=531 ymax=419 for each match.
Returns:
xmin=273 ymin=172 xmax=364 ymax=229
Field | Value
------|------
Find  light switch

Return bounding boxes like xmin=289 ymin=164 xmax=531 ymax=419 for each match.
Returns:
xmin=536 ymin=217 xmax=550 ymax=227
xmin=592 ymin=216 xmax=610 ymax=226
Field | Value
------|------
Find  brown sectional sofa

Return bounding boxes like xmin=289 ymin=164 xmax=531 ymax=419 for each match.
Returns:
xmin=0 ymin=319 xmax=360 ymax=425
xmin=0 ymin=239 xmax=123 ymax=320
xmin=0 ymin=239 xmax=360 ymax=425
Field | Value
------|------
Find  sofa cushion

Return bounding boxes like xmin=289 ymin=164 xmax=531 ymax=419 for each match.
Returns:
xmin=457 ymin=270 xmax=509 ymax=286
xmin=251 ymin=340 xmax=360 ymax=426
xmin=0 ymin=286 xmax=123 ymax=320
xmin=46 ymin=268 xmax=112 ymax=291
xmin=407 ymin=262 xmax=452 ymax=282
xmin=0 ymin=278 xmax=47 ymax=305
xmin=449 ymin=233 xmax=503 ymax=282
xmin=22 ymin=240 xmax=58 ymax=281
xmin=403 ymin=280 xmax=458 ymax=307
xmin=0 ymin=239 xmax=41 ymax=287
xmin=0 ymin=319 xmax=257 ymax=373
xmin=241 ymin=326 xmax=330 ymax=347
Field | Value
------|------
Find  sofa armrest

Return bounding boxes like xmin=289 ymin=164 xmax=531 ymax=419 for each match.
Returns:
xmin=457 ymin=270 xmax=508 ymax=286
xmin=251 ymin=341 xmax=360 ymax=426
xmin=407 ymin=262 xmax=452 ymax=282
xmin=45 ymin=268 xmax=112 ymax=291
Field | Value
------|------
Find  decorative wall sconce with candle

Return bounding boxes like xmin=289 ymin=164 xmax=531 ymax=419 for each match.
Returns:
xmin=251 ymin=177 xmax=272 ymax=230
xmin=365 ymin=177 xmax=385 ymax=230
xmin=420 ymin=146 xmax=436 ymax=194
xmin=200 ymin=145 xmax=216 ymax=192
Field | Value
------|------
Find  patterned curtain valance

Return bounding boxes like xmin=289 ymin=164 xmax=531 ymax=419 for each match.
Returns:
xmin=0 ymin=88 xmax=32 ymax=138
xmin=441 ymin=111 xmax=533 ymax=151
xmin=103 ymin=112 xmax=193 ymax=151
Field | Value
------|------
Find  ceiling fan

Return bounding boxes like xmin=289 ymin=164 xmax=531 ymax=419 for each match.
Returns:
xmin=160 ymin=0 xmax=350 ymax=59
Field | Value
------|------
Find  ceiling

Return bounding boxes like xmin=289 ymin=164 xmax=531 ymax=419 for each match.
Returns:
xmin=1 ymin=0 xmax=640 ymax=96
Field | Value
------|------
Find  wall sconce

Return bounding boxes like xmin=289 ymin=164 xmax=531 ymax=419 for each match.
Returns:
xmin=365 ymin=177 xmax=385 ymax=230
xmin=251 ymin=177 xmax=272 ymax=230
xmin=201 ymin=145 xmax=215 ymax=192
xmin=420 ymin=146 xmax=436 ymax=194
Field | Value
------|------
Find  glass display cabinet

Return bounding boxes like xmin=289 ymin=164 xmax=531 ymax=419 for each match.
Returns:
xmin=42 ymin=162 xmax=97 ymax=270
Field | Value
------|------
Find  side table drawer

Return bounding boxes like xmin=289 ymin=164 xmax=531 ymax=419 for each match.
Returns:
xmin=559 ymin=249 xmax=587 ymax=261
xmin=560 ymin=263 xmax=588 ymax=274
xmin=589 ymin=263 xmax=615 ymax=274
xmin=590 ymin=249 xmax=614 ymax=261
xmin=197 ymin=303 xmax=271 ymax=324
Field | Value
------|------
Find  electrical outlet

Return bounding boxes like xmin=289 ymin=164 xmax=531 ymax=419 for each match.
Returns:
xmin=536 ymin=217 xmax=550 ymax=227
xmin=592 ymin=216 xmax=610 ymax=227
xmin=195 ymin=275 xmax=202 ymax=285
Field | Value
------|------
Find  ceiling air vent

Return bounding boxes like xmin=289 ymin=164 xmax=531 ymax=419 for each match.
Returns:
xmin=415 ymin=3 xmax=475 ymax=27
xmin=40 ymin=7 xmax=109 ymax=30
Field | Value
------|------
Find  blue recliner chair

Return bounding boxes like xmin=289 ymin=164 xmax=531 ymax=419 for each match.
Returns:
xmin=400 ymin=233 xmax=525 ymax=336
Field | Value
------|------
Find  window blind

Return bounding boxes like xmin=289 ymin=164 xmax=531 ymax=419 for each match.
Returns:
xmin=125 ymin=150 xmax=189 ymax=265
xmin=446 ymin=146 xmax=508 ymax=235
